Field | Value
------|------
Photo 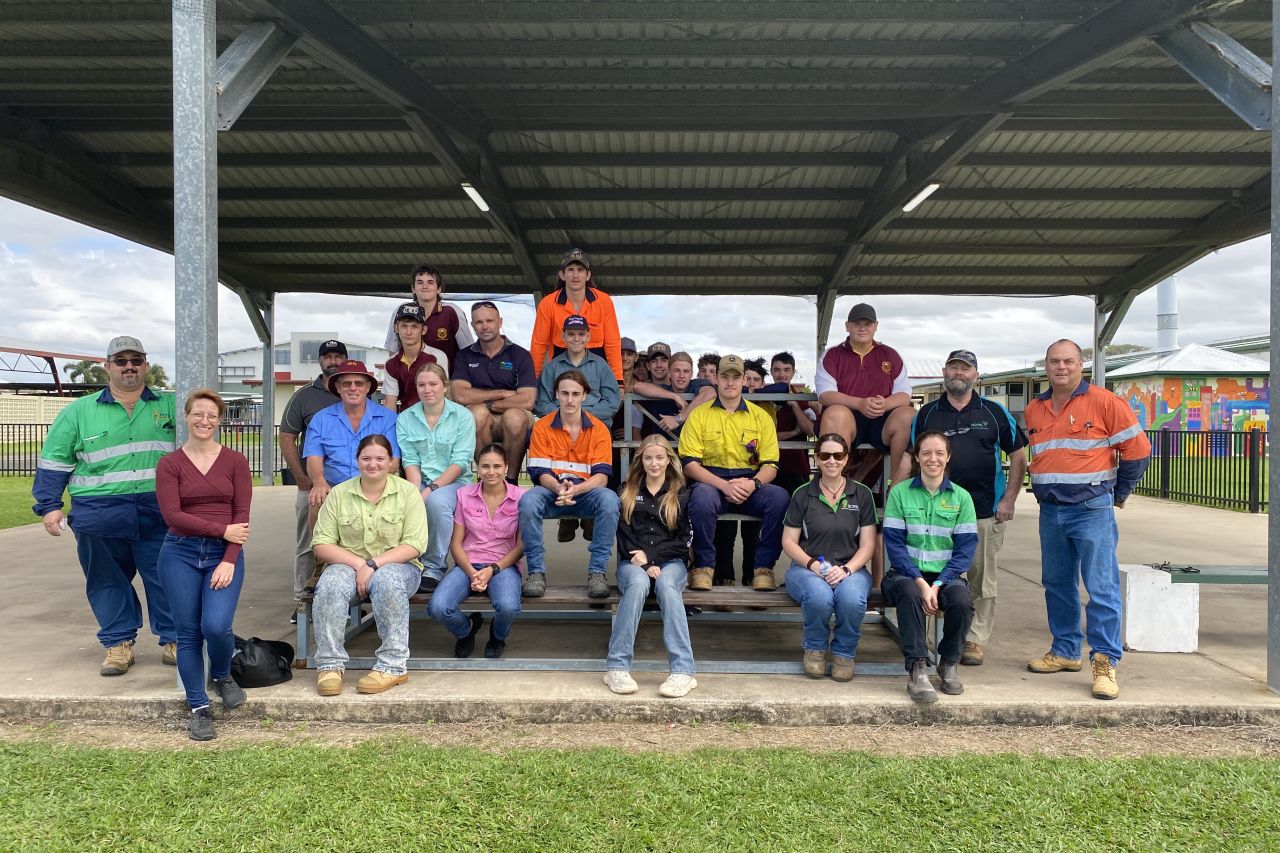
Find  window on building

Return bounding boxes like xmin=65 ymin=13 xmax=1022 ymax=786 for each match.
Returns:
xmin=1008 ymin=382 xmax=1025 ymax=396
xmin=219 ymin=366 xmax=255 ymax=377
xmin=349 ymin=349 xmax=367 ymax=363
xmin=275 ymin=347 xmax=291 ymax=365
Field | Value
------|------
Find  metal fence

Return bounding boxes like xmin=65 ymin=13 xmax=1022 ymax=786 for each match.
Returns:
xmin=1133 ymin=428 xmax=1269 ymax=513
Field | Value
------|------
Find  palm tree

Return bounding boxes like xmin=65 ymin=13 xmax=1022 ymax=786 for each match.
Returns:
xmin=62 ymin=360 xmax=107 ymax=384
xmin=145 ymin=364 xmax=170 ymax=388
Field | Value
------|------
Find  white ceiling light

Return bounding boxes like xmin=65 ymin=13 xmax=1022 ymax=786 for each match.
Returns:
xmin=460 ymin=182 xmax=490 ymax=212
xmin=901 ymin=182 xmax=942 ymax=213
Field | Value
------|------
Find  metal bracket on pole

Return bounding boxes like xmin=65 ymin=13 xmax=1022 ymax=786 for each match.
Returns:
xmin=216 ymin=21 xmax=298 ymax=131
xmin=232 ymin=284 xmax=272 ymax=344
xmin=1097 ymin=288 xmax=1139 ymax=354
xmin=1155 ymin=20 xmax=1273 ymax=130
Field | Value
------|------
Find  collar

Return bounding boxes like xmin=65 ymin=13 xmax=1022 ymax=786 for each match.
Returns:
xmin=910 ymin=474 xmax=955 ymax=492
xmin=1035 ymin=379 xmax=1090 ymax=402
xmin=711 ymin=395 xmax=749 ymax=412
xmin=840 ymin=338 xmax=879 ymax=356
xmin=312 ymin=373 xmax=332 ymax=391
xmin=551 ymin=411 xmax=596 ymax=430
xmin=940 ymin=393 xmax=983 ymax=413
xmin=97 ymin=386 xmax=159 ymax=404
xmin=555 ymin=286 xmax=598 ymax=306
xmin=469 ymin=336 xmax=512 ymax=358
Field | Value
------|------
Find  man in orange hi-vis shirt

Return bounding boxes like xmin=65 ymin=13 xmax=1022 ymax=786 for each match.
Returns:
xmin=530 ymin=248 xmax=624 ymax=382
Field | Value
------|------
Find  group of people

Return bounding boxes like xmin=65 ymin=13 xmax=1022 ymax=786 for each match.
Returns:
xmin=34 ymin=251 xmax=1152 ymax=739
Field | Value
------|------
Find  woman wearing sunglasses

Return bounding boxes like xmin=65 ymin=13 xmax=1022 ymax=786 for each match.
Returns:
xmin=780 ymin=434 xmax=879 ymax=681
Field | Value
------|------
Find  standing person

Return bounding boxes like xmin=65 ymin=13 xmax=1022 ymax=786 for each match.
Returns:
xmin=881 ymin=432 xmax=978 ymax=704
xmin=155 ymin=389 xmax=251 ymax=741
xmin=680 ymin=354 xmax=789 ymax=592
xmin=1025 ymin=339 xmax=1151 ymax=700
xmin=605 ymin=435 xmax=697 ymax=698
xmin=310 ymin=435 xmax=427 ymax=696
xmin=781 ymin=435 xmax=878 ymax=681
xmin=382 ymin=264 xmax=474 ymax=362
xmin=279 ymin=338 xmax=345 ymax=611
xmin=382 ymin=302 xmax=449 ymax=413
xmin=530 ymin=248 xmax=623 ymax=382
xmin=893 ymin=349 xmax=1028 ymax=666
xmin=304 ymin=360 xmax=400 ymax=512
xmin=33 ymin=335 xmax=177 ymax=676
xmin=519 ymin=369 xmax=619 ymax=599
xmin=396 ymin=363 xmax=476 ymax=592
xmin=430 ymin=444 xmax=526 ymax=660
xmin=451 ymin=301 xmax=537 ymax=481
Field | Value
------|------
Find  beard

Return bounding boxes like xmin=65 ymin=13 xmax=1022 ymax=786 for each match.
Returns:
xmin=944 ymin=377 xmax=973 ymax=396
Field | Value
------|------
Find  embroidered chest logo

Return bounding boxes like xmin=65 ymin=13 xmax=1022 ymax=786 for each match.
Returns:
xmin=881 ymin=360 xmax=892 ymax=374
xmin=499 ymin=361 xmax=514 ymax=370
xmin=436 ymin=328 xmax=448 ymax=340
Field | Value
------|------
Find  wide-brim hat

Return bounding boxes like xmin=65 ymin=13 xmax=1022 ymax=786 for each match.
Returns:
xmin=327 ymin=360 xmax=380 ymax=394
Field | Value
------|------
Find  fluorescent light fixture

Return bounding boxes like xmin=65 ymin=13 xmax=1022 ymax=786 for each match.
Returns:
xmin=901 ymin=182 xmax=942 ymax=213
xmin=460 ymin=182 xmax=490 ymax=212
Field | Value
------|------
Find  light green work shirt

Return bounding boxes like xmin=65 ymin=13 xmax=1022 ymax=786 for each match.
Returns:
xmin=395 ymin=398 xmax=476 ymax=483
xmin=311 ymin=474 xmax=428 ymax=568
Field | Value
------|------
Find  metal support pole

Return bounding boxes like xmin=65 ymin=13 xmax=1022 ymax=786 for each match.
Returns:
xmin=1092 ymin=298 xmax=1107 ymax=388
xmin=172 ymin=0 xmax=219 ymax=442
xmin=1268 ymin=0 xmax=1280 ymax=695
xmin=260 ymin=292 xmax=275 ymax=485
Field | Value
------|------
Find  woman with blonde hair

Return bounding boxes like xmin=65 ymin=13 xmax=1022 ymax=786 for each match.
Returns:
xmin=604 ymin=434 xmax=696 ymax=698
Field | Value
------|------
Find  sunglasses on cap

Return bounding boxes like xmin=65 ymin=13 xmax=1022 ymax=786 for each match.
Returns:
xmin=815 ymin=451 xmax=848 ymax=462
xmin=111 ymin=356 xmax=145 ymax=367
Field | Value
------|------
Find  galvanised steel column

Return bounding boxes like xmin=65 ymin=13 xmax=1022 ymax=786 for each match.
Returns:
xmin=1269 ymin=0 xmax=1279 ymax=695
xmin=260 ymin=293 xmax=276 ymax=485
xmin=172 ymin=0 xmax=218 ymax=440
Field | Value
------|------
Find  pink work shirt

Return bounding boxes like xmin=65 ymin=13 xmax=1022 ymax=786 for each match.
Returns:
xmin=453 ymin=481 xmax=527 ymax=572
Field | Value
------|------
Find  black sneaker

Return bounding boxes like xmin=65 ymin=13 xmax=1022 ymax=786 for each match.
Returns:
xmin=418 ymin=575 xmax=440 ymax=594
xmin=188 ymin=707 xmax=216 ymax=741
xmin=484 ymin=629 xmax=506 ymax=659
xmin=522 ymin=572 xmax=546 ymax=598
xmin=454 ymin=613 xmax=484 ymax=658
xmin=212 ymin=676 xmax=246 ymax=710
xmin=557 ymin=518 xmax=578 ymax=542
xmin=587 ymin=572 xmax=610 ymax=599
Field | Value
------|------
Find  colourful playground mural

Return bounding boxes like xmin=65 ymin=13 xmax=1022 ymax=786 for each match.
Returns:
xmin=1114 ymin=375 xmax=1269 ymax=432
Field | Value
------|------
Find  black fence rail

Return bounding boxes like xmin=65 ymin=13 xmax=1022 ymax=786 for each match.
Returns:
xmin=1133 ymin=428 xmax=1269 ymax=513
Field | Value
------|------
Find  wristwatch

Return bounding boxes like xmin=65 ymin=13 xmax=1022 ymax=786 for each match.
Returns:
xmin=364 ymin=558 xmax=378 ymax=571
xmin=750 ymin=476 xmax=763 ymax=491
xmin=425 ymin=482 xmax=441 ymax=492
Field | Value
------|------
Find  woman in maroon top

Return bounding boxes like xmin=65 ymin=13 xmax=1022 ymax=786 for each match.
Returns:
xmin=155 ymin=388 xmax=253 ymax=741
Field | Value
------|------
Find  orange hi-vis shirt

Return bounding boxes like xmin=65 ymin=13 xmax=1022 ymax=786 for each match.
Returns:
xmin=1025 ymin=380 xmax=1151 ymax=505
xmin=526 ymin=411 xmax=614 ymax=485
xmin=530 ymin=285 xmax=623 ymax=382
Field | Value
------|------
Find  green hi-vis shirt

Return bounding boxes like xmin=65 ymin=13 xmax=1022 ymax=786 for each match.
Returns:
xmin=881 ymin=477 xmax=979 ymax=584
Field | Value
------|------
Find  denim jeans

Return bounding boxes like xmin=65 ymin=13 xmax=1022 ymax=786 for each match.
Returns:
xmin=784 ymin=562 xmax=872 ymax=659
xmin=606 ymin=560 xmax=695 ymax=674
xmin=422 ymin=481 xmax=466 ymax=581
xmin=881 ymin=570 xmax=974 ymax=669
xmin=427 ymin=564 xmax=523 ymax=641
xmin=74 ymin=529 xmax=174 ymax=648
xmin=518 ymin=485 xmax=620 ymax=576
xmin=688 ymin=481 xmax=788 ymax=570
xmin=1039 ymin=494 xmax=1123 ymax=663
xmin=157 ymin=533 xmax=244 ymax=709
xmin=312 ymin=562 xmax=421 ymax=675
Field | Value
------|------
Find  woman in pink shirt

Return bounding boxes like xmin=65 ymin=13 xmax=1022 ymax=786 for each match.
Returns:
xmin=155 ymin=388 xmax=252 ymax=741
xmin=428 ymin=443 xmax=525 ymax=659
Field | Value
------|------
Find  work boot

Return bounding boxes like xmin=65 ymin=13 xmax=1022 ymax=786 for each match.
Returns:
xmin=582 ymin=519 xmax=595 ymax=541
xmin=455 ymin=613 xmax=484 ymax=658
xmin=557 ymin=518 xmax=578 ymax=542
xmin=356 ymin=670 xmax=408 ymax=694
xmin=688 ymin=567 xmax=714 ymax=591
xmin=484 ymin=627 xmax=506 ymax=660
xmin=831 ymin=655 xmax=855 ymax=683
xmin=187 ymin=707 xmax=215 ymax=742
xmin=937 ymin=660 xmax=964 ymax=695
xmin=100 ymin=641 xmax=135 ymax=676
xmin=906 ymin=659 xmax=938 ymax=704
xmin=587 ymin=572 xmax=610 ymax=599
xmin=161 ymin=642 xmax=178 ymax=666
xmin=961 ymin=642 xmax=984 ymax=666
xmin=417 ymin=574 xmax=440 ymax=594
xmin=1027 ymin=651 xmax=1083 ymax=673
xmin=1090 ymin=654 xmax=1120 ymax=700
xmin=212 ymin=676 xmax=246 ymax=710
xmin=751 ymin=568 xmax=777 ymax=591
xmin=521 ymin=572 xmax=546 ymax=598
xmin=316 ymin=670 xmax=343 ymax=696
xmin=803 ymin=649 xmax=826 ymax=678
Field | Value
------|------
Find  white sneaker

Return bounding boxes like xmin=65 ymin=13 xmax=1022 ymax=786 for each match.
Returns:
xmin=658 ymin=673 xmax=698 ymax=698
xmin=603 ymin=670 xmax=638 ymax=694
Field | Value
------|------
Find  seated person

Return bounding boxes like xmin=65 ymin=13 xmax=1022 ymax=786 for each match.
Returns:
xmin=429 ymin=443 xmax=526 ymax=660
xmin=395 ymin=363 xmax=475 ymax=592
xmin=310 ymin=435 xmax=427 ymax=697
xmin=881 ymin=430 xmax=978 ymax=704
xmin=450 ymin=301 xmax=537 ymax=481
xmin=304 ymin=360 xmax=400 ymax=512
xmin=679 ymin=354 xmax=789 ymax=592
xmin=781 ymin=434 xmax=878 ymax=682
xmin=382 ymin=302 xmax=449 ymax=413
xmin=768 ymin=350 xmax=819 ymax=495
xmin=713 ymin=358 xmax=769 ymax=588
xmin=633 ymin=350 xmax=715 ymax=439
xmin=518 ymin=369 xmax=620 ymax=599
xmin=605 ymin=434 xmax=697 ymax=699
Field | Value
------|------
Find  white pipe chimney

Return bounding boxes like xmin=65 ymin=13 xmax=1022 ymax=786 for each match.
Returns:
xmin=1156 ymin=276 xmax=1179 ymax=352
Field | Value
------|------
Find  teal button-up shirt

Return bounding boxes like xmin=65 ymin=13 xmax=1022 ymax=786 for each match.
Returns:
xmin=395 ymin=398 xmax=476 ymax=483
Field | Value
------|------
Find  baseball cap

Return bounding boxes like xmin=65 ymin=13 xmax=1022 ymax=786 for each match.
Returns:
xmin=621 ymin=337 xmax=637 ymax=354
xmin=562 ymin=314 xmax=590 ymax=332
xmin=946 ymin=349 xmax=978 ymax=368
xmin=847 ymin=303 xmax=877 ymax=323
xmin=394 ymin=303 xmax=426 ymax=324
xmin=318 ymin=339 xmax=347 ymax=358
xmin=647 ymin=342 xmax=671 ymax=358
xmin=559 ymin=247 xmax=591 ymax=270
xmin=718 ymin=354 xmax=745 ymax=376
xmin=106 ymin=336 xmax=146 ymax=358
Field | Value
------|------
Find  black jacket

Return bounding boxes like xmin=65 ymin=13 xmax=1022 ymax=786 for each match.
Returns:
xmin=616 ymin=483 xmax=692 ymax=568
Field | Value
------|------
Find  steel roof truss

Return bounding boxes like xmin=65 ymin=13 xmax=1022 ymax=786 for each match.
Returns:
xmin=1154 ymin=20 xmax=1272 ymax=130
xmin=215 ymin=20 xmax=298 ymax=131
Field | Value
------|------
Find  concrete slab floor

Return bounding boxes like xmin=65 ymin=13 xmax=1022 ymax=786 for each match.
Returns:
xmin=1 ymin=486 xmax=1275 ymax=727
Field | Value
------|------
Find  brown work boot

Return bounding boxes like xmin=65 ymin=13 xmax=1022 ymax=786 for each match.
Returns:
xmin=937 ymin=660 xmax=964 ymax=695
xmin=161 ymin=642 xmax=178 ymax=666
xmin=802 ymin=650 xmax=826 ymax=678
xmin=1027 ymin=651 xmax=1083 ymax=673
xmin=100 ymin=641 xmax=135 ymax=676
xmin=357 ymin=670 xmax=408 ymax=694
xmin=831 ymin=655 xmax=855 ymax=682
xmin=713 ymin=578 xmax=735 ymax=612
xmin=961 ymin=642 xmax=984 ymax=666
xmin=906 ymin=659 xmax=938 ymax=704
xmin=1090 ymin=654 xmax=1119 ymax=700
xmin=688 ymin=567 xmax=714 ymax=591
xmin=316 ymin=670 xmax=343 ymax=696
xmin=751 ymin=568 xmax=776 ymax=591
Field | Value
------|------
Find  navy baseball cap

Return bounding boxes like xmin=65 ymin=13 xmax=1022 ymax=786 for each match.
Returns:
xmin=394 ymin=303 xmax=426 ymax=324
xmin=946 ymin=349 xmax=978 ymax=368
xmin=318 ymin=339 xmax=347 ymax=357
xmin=621 ymin=337 xmax=637 ymax=353
xmin=562 ymin=314 xmax=590 ymax=332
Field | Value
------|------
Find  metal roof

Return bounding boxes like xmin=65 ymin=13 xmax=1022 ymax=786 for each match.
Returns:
xmin=0 ymin=0 xmax=1272 ymax=322
xmin=1107 ymin=342 xmax=1271 ymax=376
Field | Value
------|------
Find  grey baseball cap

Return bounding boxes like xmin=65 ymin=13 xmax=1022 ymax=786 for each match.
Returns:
xmin=106 ymin=336 xmax=146 ymax=358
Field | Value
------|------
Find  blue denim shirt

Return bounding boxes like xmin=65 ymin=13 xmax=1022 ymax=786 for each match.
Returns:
xmin=395 ymin=398 xmax=476 ymax=483
xmin=303 ymin=400 xmax=401 ymax=485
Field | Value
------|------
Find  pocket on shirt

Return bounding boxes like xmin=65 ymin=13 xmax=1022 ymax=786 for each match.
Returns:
xmin=378 ymin=509 xmax=405 ymax=529
xmin=337 ymin=513 xmax=364 ymax=539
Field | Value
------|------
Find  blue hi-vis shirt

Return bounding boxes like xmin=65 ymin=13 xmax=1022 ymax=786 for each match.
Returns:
xmin=882 ymin=477 xmax=979 ymax=585
xmin=303 ymin=400 xmax=401 ymax=486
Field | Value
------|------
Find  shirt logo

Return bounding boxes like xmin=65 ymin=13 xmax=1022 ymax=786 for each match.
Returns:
xmin=881 ymin=360 xmax=892 ymax=374
xmin=436 ymin=328 xmax=448 ymax=340
xmin=500 ymin=361 xmax=514 ymax=371
xmin=468 ymin=362 xmax=479 ymax=368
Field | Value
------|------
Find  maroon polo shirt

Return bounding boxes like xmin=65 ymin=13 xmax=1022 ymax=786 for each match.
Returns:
xmin=815 ymin=339 xmax=905 ymax=400
xmin=384 ymin=348 xmax=441 ymax=413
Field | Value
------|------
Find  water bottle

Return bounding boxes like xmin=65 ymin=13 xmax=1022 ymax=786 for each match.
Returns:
xmin=817 ymin=555 xmax=832 ymax=577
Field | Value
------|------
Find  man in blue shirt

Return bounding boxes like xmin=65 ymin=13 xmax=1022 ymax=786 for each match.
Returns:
xmin=304 ymin=360 xmax=401 ymax=508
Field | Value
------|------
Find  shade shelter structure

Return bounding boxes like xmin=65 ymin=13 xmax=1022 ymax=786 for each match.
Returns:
xmin=0 ymin=0 xmax=1276 ymax=693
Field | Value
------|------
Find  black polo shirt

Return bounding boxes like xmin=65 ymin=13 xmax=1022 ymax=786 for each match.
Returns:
xmin=452 ymin=337 xmax=536 ymax=392
xmin=279 ymin=374 xmax=338 ymax=444
xmin=909 ymin=394 xmax=1026 ymax=519
xmin=783 ymin=477 xmax=878 ymax=565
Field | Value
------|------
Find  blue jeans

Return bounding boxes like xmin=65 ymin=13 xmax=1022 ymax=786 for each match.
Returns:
xmin=422 ymin=481 xmax=466 ymax=581
xmin=607 ymin=560 xmax=695 ymax=674
xmin=157 ymin=534 xmax=244 ymax=709
xmin=1039 ymin=494 xmax=1123 ymax=663
xmin=428 ymin=564 xmax=523 ymax=641
xmin=313 ymin=562 xmax=421 ymax=675
xmin=519 ymin=485 xmax=620 ymax=576
xmin=74 ymin=529 xmax=174 ymax=648
xmin=785 ymin=563 xmax=872 ymax=658
xmin=688 ymin=481 xmax=788 ymax=570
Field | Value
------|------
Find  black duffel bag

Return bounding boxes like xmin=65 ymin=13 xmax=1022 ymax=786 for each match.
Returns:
xmin=230 ymin=635 xmax=294 ymax=688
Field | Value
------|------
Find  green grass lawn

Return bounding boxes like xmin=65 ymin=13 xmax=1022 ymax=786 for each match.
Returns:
xmin=0 ymin=477 xmax=37 ymax=530
xmin=0 ymin=742 xmax=1276 ymax=850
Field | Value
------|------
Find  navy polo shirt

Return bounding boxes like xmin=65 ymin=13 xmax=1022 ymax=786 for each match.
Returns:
xmin=909 ymin=394 xmax=1026 ymax=518
xmin=452 ymin=337 xmax=536 ymax=392
xmin=639 ymin=377 xmax=711 ymax=437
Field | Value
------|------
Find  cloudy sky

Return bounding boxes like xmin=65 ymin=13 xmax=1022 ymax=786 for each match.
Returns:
xmin=0 ymin=196 xmax=1269 ymax=387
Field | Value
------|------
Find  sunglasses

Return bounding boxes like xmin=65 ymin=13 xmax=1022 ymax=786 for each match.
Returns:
xmin=471 ymin=300 xmax=499 ymax=312
xmin=816 ymin=451 xmax=848 ymax=462
xmin=111 ymin=357 xmax=145 ymax=367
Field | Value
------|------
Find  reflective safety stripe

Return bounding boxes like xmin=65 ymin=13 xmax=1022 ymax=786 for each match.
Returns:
xmin=904 ymin=523 xmax=961 ymax=538
xmin=1030 ymin=468 xmax=1117 ymax=484
xmin=76 ymin=440 xmax=174 ymax=464
xmin=954 ymin=522 xmax=978 ymax=535
xmin=37 ymin=458 xmax=76 ymax=472
xmin=1108 ymin=423 xmax=1143 ymax=445
xmin=69 ymin=469 xmax=157 ymax=488
xmin=527 ymin=457 xmax=591 ymax=475
xmin=1033 ymin=437 xmax=1111 ymax=452
xmin=881 ymin=517 xmax=905 ymax=529
xmin=906 ymin=545 xmax=953 ymax=562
